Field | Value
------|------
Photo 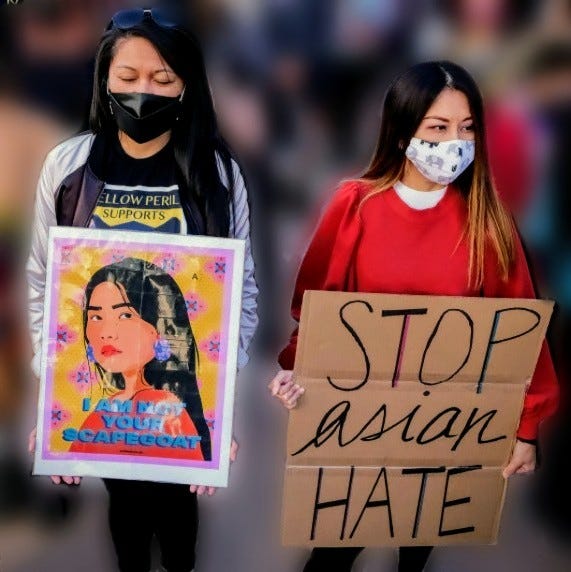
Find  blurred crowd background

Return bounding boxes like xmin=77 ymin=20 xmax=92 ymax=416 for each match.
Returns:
xmin=0 ymin=1 xmax=570 ymax=571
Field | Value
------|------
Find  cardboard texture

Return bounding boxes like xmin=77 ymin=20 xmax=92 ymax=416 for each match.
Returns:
xmin=282 ymin=291 xmax=553 ymax=546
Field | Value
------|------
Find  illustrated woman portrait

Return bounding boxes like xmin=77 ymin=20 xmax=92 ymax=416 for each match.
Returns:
xmin=69 ymin=257 xmax=210 ymax=462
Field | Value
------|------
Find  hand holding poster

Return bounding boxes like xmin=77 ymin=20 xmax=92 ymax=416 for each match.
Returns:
xmin=282 ymin=291 xmax=553 ymax=546
xmin=33 ymin=227 xmax=244 ymax=487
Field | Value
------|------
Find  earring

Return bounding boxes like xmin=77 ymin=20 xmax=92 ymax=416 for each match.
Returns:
xmin=86 ymin=344 xmax=96 ymax=362
xmin=154 ymin=338 xmax=172 ymax=361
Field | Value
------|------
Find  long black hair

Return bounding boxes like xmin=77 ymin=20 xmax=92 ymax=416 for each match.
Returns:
xmin=89 ymin=17 xmax=235 ymax=238
xmin=83 ymin=257 xmax=211 ymax=460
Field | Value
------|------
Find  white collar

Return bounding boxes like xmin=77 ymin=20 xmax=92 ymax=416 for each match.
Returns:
xmin=393 ymin=181 xmax=447 ymax=210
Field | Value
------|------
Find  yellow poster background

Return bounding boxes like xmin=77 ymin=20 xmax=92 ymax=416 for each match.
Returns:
xmin=48 ymin=243 xmax=227 ymax=453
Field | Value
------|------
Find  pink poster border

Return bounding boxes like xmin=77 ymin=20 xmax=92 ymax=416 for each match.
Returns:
xmin=40 ymin=235 xmax=236 ymax=471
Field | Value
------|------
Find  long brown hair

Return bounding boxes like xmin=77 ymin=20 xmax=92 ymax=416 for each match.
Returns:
xmin=361 ymin=61 xmax=515 ymax=287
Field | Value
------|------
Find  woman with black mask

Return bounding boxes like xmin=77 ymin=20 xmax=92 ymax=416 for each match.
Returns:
xmin=27 ymin=7 xmax=258 ymax=572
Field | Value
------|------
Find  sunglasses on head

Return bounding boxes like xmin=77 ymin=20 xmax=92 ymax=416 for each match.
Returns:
xmin=106 ymin=8 xmax=181 ymax=32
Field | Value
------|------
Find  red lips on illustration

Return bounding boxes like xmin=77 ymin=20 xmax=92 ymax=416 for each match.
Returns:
xmin=101 ymin=345 xmax=122 ymax=357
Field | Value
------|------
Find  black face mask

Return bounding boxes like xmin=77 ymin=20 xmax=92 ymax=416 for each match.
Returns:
xmin=108 ymin=90 xmax=184 ymax=143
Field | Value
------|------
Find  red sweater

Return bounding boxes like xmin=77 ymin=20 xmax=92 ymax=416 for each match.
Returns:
xmin=278 ymin=181 xmax=558 ymax=440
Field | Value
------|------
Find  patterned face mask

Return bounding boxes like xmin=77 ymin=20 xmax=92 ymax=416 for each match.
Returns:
xmin=405 ymin=137 xmax=475 ymax=185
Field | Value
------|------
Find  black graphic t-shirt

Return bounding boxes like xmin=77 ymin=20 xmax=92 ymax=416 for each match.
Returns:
xmin=89 ymin=135 xmax=187 ymax=234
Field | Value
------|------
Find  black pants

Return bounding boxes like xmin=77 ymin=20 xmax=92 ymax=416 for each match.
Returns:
xmin=104 ymin=479 xmax=198 ymax=572
xmin=303 ymin=546 xmax=433 ymax=572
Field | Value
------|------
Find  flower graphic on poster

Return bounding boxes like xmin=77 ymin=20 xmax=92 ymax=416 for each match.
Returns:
xmin=68 ymin=363 xmax=95 ymax=394
xmin=50 ymin=401 xmax=71 ymax=430
xmin=56 ymin=324 xmax=77 ymax=351
xmin=58 ymin=244 xmax=78 ymax=266
xmin=205 ymin=257 xmax=227 ymax=283
xmin=204 ymin=410 xmax=215 ymax=432
xmin=199 ymin=332 xmax=221 ymax=362
xmin=102 ymin=249 xmax=128 ymax=265
xmin=184 ymin=292 xmax=207 ymax=320
xmin=152 ymin=253 xmax=180 ymax=274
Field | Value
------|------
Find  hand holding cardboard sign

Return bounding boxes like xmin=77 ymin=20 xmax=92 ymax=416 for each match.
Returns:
xmin=189 ymin=438 xmax=239 ymax=495
xmin=269 ymin=370 xmax=305 ymax=409
xmin=502 ymin=440 xmax=536 ymax=478
xmin=281 ymin=291 xmax=554 ymax=546
xmin=28 ymin=427 xmax=81 ymax=485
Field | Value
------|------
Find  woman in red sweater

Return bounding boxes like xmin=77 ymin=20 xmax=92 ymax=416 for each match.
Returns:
xmin=269 ymin=61 xmax=558 ymax=572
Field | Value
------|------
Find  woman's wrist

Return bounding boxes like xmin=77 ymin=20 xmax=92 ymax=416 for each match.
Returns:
xmin=516 ymin=436 xmax=537 ymax=446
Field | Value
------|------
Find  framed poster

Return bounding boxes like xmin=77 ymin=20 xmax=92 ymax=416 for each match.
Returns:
xmin=33 ymin=226 xmax=245 ymax=486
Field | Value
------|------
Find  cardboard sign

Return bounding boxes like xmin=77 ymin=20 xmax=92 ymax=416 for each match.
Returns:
xmin=282 ymin=291 xmax=553 ymax=546
xmin=33 ymin=227 xmax=244 ymax=486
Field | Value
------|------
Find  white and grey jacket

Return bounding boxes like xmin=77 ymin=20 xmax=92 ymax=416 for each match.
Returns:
xmin=27 ymin=132 xmax=258 ymax=376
